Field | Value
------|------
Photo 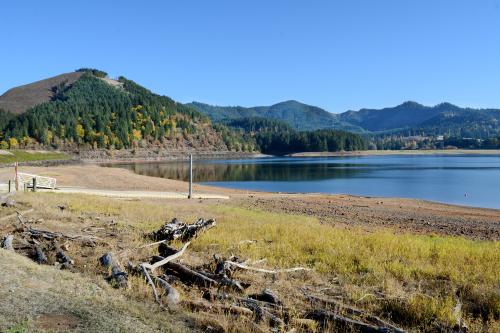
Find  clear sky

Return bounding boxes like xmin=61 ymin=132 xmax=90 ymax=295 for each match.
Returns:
xmin=1 ymin=0 xmax=499 ymax=113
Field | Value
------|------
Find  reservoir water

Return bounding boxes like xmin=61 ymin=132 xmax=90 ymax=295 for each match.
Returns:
xmin=107 ymin=155 xmax=500 ymax=209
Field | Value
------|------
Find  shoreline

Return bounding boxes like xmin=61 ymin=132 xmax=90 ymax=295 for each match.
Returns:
xmin=0 ymin=163 xmax=498 ymax=240
xmin=288 ymin=149 xmax=500 ymax=157
xmin=89 ymin=152 xmax=271 ymax=165
xmin=2 ymin=148 xmax=499 ymax=168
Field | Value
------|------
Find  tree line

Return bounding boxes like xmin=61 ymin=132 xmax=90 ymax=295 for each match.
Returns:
xmin=225 ymin=117 xmax=367 ymax=154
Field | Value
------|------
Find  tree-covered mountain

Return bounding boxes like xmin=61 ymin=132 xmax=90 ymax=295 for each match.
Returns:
xmin=0 ymin=70 xmax=252 ymax=152
xmin=191 ymin=100 xmax=500 ymax=139
xmin=338 ymin=101 xmax=500 ymax=135
xmin=187 ymin=100 xmax=363 ymax=132
xmin=338 ymin=101 xmax=446 ymax=131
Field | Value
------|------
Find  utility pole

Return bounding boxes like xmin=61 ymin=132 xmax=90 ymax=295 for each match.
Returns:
xmin=188 ymin=154 xmax=193 ymax=199
xmin=14 ymin=162 xmax=19 ymax=191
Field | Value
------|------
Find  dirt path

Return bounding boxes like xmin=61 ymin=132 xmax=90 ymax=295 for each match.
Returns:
xmin=41 ymin=187 xmax=229 ymax=199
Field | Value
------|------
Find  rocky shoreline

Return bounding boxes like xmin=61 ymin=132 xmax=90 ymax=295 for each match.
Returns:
xmin=75 ymin=149 xmax=268 ymax=164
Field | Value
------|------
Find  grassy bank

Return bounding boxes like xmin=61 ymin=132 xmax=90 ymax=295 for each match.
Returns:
xmin=6 ymin=192 xmax=498 ymax=332
xmin=0 ymin=150 xmax=70 ymax=164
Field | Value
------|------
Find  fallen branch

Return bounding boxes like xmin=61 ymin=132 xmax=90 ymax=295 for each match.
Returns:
xmin=139 ymin=239 xmax=169 ymax=249
xmin=140 ymin=264 xmax=161 ymax=306
xmin=249 ymin=289 xmax=282 ymax=305
xmin=185 ymin=299 xmax=254 ymax=317
xmin=164 ymin=262 xmax=216 ymax=288
xmin=302 ymin=291 xmax=405 ymax=332
xmin=226 ymin=261 xmax=311 ymax=274
xmin=305 ymin=309 xmax=406 ymax=333
xmin=141 ymin=242 xmax=190 ymax=272
xmin=152 ymin=218 xmax=216 ymax=242
xmin=239 ymin=297 xmax=284 ymax=328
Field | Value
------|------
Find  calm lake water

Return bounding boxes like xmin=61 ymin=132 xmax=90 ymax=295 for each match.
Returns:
xmin=108 ymin=155 xmax=500 ymax=209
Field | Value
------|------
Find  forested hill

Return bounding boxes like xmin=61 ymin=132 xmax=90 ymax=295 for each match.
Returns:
xmin=223 ymin=117 xmax=367 ymax=154
xmin=0 ymin=70 xmax=251 ymax=151
xmin=187 ymin=100 xmax=362 ymax=132
xmin=190 ymin=100 xmax=500 ymax=138
xmin=338 ymin=101 xmax=500 ymax=135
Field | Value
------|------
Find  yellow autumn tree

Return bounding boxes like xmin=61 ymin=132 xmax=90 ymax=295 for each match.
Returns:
xmin=8 ymin=137 xmax=18 ymax=149
xmin=132 ymin=129 xmax=142 ymax=141
xmin=75 ymin=124 xmax=85 ymax=141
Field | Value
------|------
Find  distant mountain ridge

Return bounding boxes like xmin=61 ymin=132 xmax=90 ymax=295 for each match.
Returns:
xmin=189 ymin=100 xmax=500 ymax=137
xmin=187 ymin=100 xmax=363 ymax=132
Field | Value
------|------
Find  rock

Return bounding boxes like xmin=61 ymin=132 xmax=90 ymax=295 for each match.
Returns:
xmin=1 ymin=198 xmax=16 ymax=208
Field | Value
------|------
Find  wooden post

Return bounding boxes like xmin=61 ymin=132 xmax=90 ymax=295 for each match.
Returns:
xmin=8 ymin=180 xmax=11 ymax=193
xmin=32 ymin=177 xmax=37 ymax=192
xmin=188 ymin=154 xmax=193 ymax=199
xmin=14 ymin=162 xmax=19 ymax=191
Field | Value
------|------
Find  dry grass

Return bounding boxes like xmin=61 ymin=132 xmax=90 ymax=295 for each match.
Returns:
xmin=0 ymin=249 xmax=187 ymax=332
xmin=2 ymin=192 xmax=499 ymax=332
xmin=0 ymin=150 xmax=70 ymax=164
xmin=192 ymin=206 xmax=500 ymax=330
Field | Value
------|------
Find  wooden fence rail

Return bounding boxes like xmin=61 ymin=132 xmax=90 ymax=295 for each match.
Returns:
xmin=16 ymin=173 xmax=57 ymax=190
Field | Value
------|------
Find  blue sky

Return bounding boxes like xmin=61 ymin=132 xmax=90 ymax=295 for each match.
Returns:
xmin=1 ymin=0 xmax=499 ymax=113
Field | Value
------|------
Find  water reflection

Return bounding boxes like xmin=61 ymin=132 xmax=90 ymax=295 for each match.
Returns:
xmin=105 ymin=156 xmax=500 ymax=208
xmin=106 ymin=160 xmax=380 ymax=182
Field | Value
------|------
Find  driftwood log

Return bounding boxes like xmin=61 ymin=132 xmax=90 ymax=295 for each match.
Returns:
xmin=141 ymin=242 xmax=190 ymax=272
xmin=2 ymin=234 xmax=14 ymax=251
xmin=305 ymin=309 xmax=406 ymax=333
xmin=226 ymin=260 xmax=311 ymax=274
xmin=249 ymin=289 xmax=282 ymax=305
xmin=34 ymin=245 xmax=48 ymax=264
xmin=156 ymin=276 xmax=181 ymax=308
xmin=100 ymin=252 xmax=128 ymax=288
xmin=303 ymin=291 xmax=406 ymax=333
xmin=152 ymin=218 xmax=216 ymax=242
xmin=56 ymin=249 xmax=74 ymax=269
xmin=164 ymin=261 xmax=217 ymax=288
xmin=16 ymin=211 xmax=99 ymax=243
